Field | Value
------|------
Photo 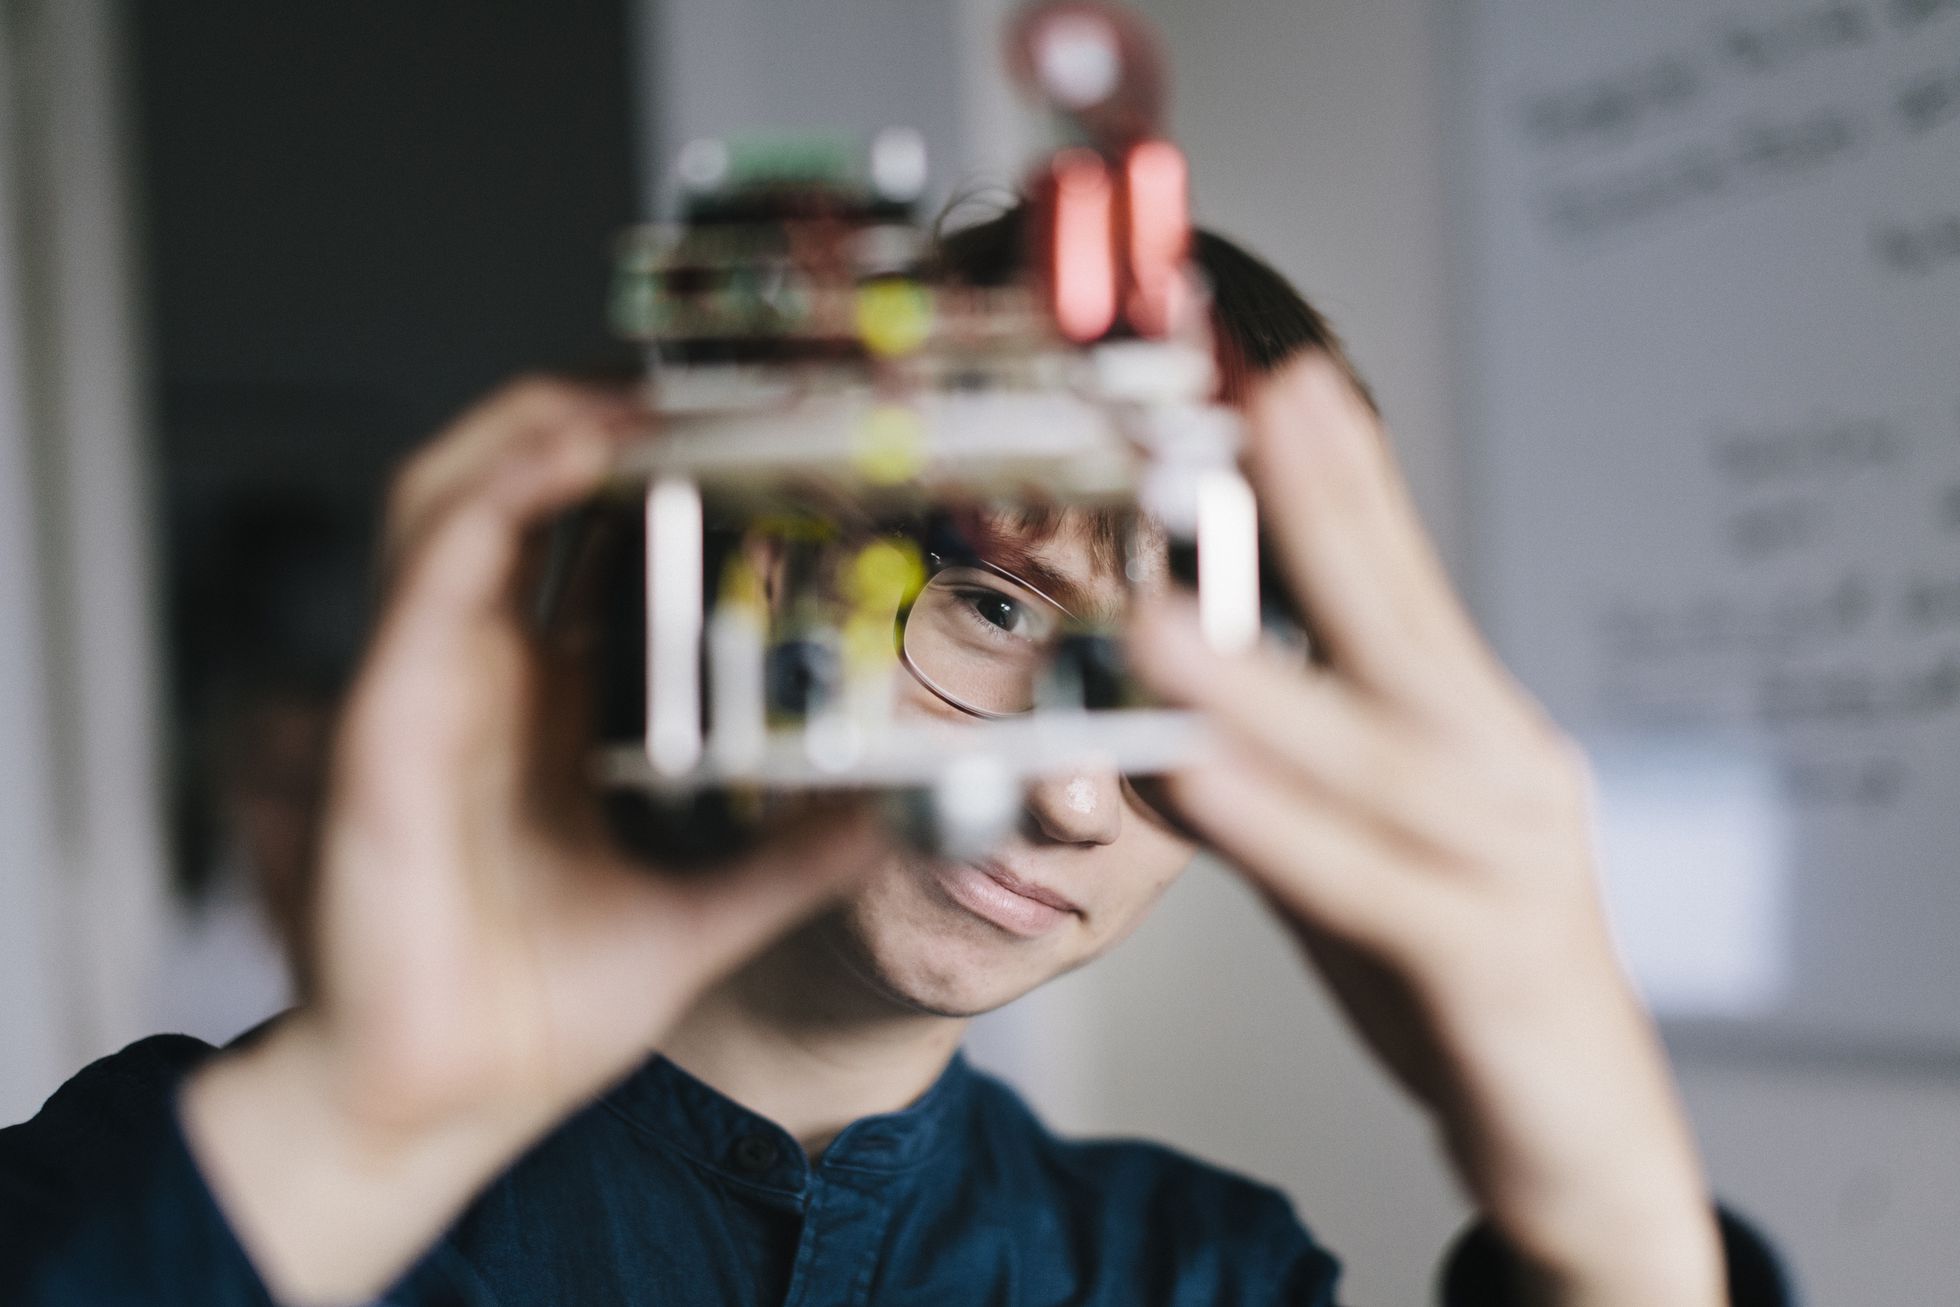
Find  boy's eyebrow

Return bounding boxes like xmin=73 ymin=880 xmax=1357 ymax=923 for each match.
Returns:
xmin=971 ymin=534 xmax=1119 ymax=624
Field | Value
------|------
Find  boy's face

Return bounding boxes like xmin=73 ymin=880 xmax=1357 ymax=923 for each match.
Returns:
xmin=815 ymin=511 xmax=1198 ymax=1018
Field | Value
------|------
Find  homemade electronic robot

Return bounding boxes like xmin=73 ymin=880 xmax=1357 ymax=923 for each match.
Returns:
xmin=572 ymin=0 xmax=1291 ymax=863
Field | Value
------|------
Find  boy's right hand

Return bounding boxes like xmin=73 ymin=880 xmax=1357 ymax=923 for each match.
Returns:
xmin=180 ymin=378 xmax=884 ymax=1306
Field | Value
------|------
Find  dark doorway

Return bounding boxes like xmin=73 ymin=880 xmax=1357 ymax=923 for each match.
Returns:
xmin=127 ymin=2 xmax=640 ymax=922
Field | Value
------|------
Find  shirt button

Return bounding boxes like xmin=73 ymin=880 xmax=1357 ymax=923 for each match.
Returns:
xmin=731 ymin=1133 xmax=780 ymax=1174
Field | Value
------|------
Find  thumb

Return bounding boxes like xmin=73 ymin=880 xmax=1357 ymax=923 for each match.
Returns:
xmin=654 ymin=801 xmax=890 ymax=981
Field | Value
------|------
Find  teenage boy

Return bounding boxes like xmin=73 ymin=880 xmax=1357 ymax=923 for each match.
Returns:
xmin=1 ymin=226 xmax=1788 ymax=1306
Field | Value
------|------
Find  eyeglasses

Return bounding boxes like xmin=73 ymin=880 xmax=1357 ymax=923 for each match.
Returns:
xmin=896 ymin=551 xmax=1079 ymax=719
xmin=892 ymin=546 xmax=1192 ymax=834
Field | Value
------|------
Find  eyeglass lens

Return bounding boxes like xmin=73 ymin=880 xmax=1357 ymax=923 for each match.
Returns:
xmin=901 ymin=565 xmax=1069 ymax=716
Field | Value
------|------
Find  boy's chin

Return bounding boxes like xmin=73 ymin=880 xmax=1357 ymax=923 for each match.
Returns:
xmin=860 ymin=946 xmax=1048 ymax=1020
xmin=828 ymin=915 xmax=1064 ymax=1021
xmin=813 ymin=864 xmax=1078 ymax=1019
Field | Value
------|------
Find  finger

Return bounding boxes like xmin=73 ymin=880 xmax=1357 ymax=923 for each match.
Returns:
xmin=1133 ymin=595 xmax=1538 ymax=863
xmin=384 ymin=377 xmax=639 ymax=573
xmin=340 ymin=414 xmax=626 ymax=779
xmin=389 ymin=416 xmax=622 ymax=632
xmin=1158 ymin=746 xmax=1429 ymax=948
xmin=633 ymin=802 xmax=890 ymax=981
xmin=391 ymin=376 xmax=634 ymax=528
xmin=1247 ymin=355 xmax=1514 ymax=724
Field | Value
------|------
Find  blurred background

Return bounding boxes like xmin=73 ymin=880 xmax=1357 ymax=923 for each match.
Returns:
xmin=2 ymin=0 xmax=1956 ymax=1301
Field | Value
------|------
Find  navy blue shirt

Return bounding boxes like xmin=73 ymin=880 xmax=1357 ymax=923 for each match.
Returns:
xmin=1 ymin=1035 xmax=1793 ymax=1305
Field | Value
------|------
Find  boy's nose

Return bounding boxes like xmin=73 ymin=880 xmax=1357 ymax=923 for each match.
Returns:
xmin=1022 ymin=768 xmax=1123 ymax=846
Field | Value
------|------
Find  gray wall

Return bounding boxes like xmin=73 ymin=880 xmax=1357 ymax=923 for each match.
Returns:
xmin=1015 ymin=5 xmax=1474 ymax=1299
xmin=1024 ymin=2 xmax=1960 ymax=1302
xmin=635 ymin=0 xmax=983 ymax=218
xmin=639 ymin=1 xmax=1960 ymax=1301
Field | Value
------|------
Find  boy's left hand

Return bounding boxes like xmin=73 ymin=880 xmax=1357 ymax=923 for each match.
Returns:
xmin=1129 ymin=356 xmax=1726 ymax=1307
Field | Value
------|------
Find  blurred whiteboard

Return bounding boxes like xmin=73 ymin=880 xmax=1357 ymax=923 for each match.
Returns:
xmin=1452 ymin=0 xmax=1960 ymax=1056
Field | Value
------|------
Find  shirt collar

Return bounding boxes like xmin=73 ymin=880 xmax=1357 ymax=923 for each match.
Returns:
xmin=601 ymin=1048 xmax=975 ymax=1191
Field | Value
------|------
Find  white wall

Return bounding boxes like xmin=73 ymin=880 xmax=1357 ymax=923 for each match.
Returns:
xmin=0 ymin=4 xmax=68 ymax=1125
xmin=0 ymin=0 xmax=169 ymax=1121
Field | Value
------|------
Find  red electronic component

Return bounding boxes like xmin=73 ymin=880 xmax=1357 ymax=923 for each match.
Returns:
xmin=1045 ymin=149 xmax=1118 ymax=343
xmin=1014 ymin=2 xmax=1189 ymax=343
xmin=1120 ymin=138 xmax=1189 ymax=338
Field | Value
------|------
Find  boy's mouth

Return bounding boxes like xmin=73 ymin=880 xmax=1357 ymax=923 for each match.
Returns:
xmin=933 ymin=857 xmax=1082 ymax=938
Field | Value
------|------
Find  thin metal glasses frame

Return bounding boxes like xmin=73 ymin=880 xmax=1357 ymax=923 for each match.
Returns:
xmin=895 ymin=550 xmax=1080 ymax=720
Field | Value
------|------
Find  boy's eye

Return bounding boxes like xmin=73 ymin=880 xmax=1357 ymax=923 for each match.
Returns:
xmin=962 ymin=589 xmax=1029 ymax=635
